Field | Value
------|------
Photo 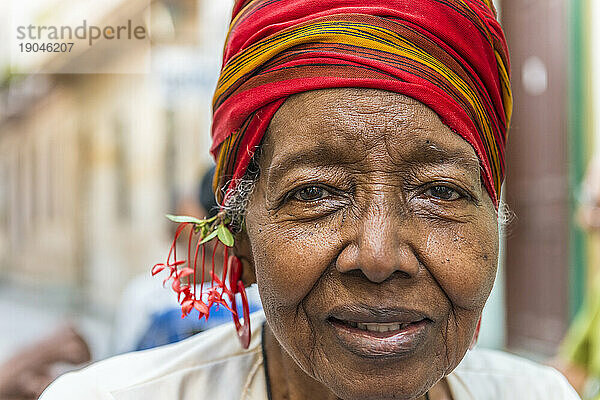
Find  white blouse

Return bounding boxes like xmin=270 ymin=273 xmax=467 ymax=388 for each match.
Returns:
xmin=40 ymin=311 xmax=580 ymax=400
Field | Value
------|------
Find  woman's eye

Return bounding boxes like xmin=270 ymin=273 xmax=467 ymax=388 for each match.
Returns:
xmin=425 ymin=185 xmax=462 ymax=201
xmin=294 ymin=186 xmax=328 ymax=202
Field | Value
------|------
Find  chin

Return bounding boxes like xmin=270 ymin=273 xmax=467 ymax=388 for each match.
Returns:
xmin=325 ymin=378 xmax=434 ymax=400
xmin=313 ymin=356 xmax=444 ymax=400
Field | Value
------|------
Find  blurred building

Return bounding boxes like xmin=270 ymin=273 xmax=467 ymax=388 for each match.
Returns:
xmin=0 ymin=0 xmax=232 ymax=357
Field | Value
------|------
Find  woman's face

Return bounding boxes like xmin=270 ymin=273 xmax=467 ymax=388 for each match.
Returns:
xmin=241 ymin=88 xmax=499 ymax=400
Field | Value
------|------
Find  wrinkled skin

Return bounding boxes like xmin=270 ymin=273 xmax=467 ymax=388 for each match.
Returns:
xmin=235 ymin=88 xmax=499 ymax=400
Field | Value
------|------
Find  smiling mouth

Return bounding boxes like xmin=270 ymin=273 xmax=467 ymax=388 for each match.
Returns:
xmin=329 ymin=317 xmax=428 ymax=337
xmin=327 ymin=310 xmax=433 ymax=358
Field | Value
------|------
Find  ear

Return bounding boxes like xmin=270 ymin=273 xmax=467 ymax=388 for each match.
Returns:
xmin=233 ymin=228 xmax=256 ymax=286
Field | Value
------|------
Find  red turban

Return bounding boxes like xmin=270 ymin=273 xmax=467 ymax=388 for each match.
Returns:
xmin=211 ymin=0 xmax=512 ymax=207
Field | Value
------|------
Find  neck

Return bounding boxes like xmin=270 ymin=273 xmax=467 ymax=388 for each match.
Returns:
xmin=262 ymin=324 xmax=446 ymax=400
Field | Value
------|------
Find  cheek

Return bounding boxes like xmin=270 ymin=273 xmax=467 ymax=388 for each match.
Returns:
xmin=423 ymin=223 xmax=498 ymax=312
xmin=245 ymin=212 xmax=343 ymax=372
xmin=246 ymin=214 xmax=336 ymax=316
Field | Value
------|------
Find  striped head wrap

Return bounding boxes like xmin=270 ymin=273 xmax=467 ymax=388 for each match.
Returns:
xmin=211 ymin=0 xmax=512 ymax=207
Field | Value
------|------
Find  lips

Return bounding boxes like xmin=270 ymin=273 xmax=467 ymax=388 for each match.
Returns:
xmin=327 ymin=306 xmax=433 ymax=358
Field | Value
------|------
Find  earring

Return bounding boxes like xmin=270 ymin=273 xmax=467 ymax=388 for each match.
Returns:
xmin=470 ymin=316 xmax=482 ymax=349
xmin=153 ymin=214 xmax=252 ymax=349
xmin=228 ymin=255 xmax=251 ymax=349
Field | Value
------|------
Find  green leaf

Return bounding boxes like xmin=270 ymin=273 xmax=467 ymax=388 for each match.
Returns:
xmin=199 ymin=229 xmax=219 ymax=244
xmin=217 ymin=224 xmax=234 ymax=247
xmin=166 ymin=214 xmax=205 ymax=225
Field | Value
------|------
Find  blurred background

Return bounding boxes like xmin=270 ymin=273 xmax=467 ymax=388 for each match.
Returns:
xmin=0 ymin=0 xmax=599 ymax=397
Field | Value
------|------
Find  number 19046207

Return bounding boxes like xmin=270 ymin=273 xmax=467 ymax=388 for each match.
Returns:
xmin=19 ymin=42 xmax=74 ymax=52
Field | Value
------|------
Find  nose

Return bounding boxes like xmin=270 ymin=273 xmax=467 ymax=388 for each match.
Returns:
xmin=336 ymin=203 xmax=420 ymax=283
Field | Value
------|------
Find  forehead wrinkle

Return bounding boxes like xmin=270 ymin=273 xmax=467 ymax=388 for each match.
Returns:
xmin=327 ymin=95 xmax=418 ymax=146
xmin=272 ymin=88 xmax=425 ymax=149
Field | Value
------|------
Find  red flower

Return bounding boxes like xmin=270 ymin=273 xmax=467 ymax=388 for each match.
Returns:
xmin=152 ymin=221 xmax=235 ymax=322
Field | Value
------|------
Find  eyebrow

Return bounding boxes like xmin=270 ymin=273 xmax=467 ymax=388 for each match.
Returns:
xmin=266 ymin=141 xmax=481 ymax=185
xmin=267 ymin=144 xmax=358 ymax=184
xmin=406 ymin=143 xmax=481 ymax=174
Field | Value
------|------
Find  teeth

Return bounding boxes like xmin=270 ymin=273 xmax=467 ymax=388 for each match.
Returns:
xmin=353 ymin=322 xmax=407 ymax=332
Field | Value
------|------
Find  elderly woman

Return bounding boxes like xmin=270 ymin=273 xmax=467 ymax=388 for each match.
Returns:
xmin=41 ymin=0 xmax=580 ymax=399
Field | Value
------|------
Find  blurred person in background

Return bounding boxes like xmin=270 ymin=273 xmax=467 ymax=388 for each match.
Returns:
xmin=0 ymin=325 xmax=89 ymax=400
xmin=111 ymin=166 xmax=261 ymax=353
xmin=556 ymin=155 xmax=600 ymax=399
xmin=40 ymin=1 xmax=580 ymax=399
